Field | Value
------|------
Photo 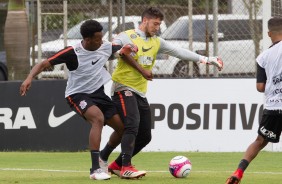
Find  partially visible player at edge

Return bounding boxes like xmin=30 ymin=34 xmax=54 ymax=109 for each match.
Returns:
xmin=225 ymin=17 xmax=282 ymax=184
xmin=98 ymin=7 xmax=223 ymax=179
xmin=19 ymin=19 xmax=145 ymax=180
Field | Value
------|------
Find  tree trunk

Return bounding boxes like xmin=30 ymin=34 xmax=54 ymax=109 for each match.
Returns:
xmin=4 ymin=0 xmax=29 ymax=80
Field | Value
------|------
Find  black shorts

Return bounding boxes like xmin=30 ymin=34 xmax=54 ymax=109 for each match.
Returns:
xmin=258 ymin=109 xmax=282 ymax=143
xmin=65 ymin=86 xmax=117 ymax=121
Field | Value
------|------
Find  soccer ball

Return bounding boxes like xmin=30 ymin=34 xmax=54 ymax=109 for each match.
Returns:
xmin=169 ymin=156 xmax=192 ymax=178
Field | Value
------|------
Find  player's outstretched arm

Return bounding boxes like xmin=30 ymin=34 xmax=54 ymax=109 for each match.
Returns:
xmin=159 ymin=38 xmax=223 ymax=71
xmin=20 ymin=60 xmax=51 ymax=96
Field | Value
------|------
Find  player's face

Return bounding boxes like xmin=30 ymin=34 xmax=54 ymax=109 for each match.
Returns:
xmin=87 ymin=32 xmax=103 ymax=51
xmin=143 ymin=17 xmax=162 ymax=37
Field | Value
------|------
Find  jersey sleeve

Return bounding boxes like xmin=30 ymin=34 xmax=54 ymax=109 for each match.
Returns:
xmin=256 ymin=52 xmax=265 ymax=68
xmin=108 ymin=44 xmax=122 ymax=60
xmin=158 ymin=37 xmax=200 ymax=62
xmin=256 ymin=63 xmax=267 ymax=83
xmin=48 ymin=46 xmax=75 ymax=65
xmin=256 ymin=52 xmax=266 ymax=83
xmin=112 ymin=44 xmax=122 ymax=54
xmin=47 ymin=46 xmax=78 ymax=71
xmin=112 ymin=32 xmax=133 ymax=46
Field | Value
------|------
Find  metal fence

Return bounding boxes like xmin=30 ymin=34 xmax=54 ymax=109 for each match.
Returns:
xmin=26 ymin=0 xmax=281 ymax=79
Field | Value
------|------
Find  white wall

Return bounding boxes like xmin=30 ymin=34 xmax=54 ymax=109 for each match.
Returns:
xmin=101 ymin=79 xmax=281 ymax=152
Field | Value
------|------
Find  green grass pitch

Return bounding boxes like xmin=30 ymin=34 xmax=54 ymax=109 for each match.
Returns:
xmin=0 ymin=151 xmax=281 ymax=184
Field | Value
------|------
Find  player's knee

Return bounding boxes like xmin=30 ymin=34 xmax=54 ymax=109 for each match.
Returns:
xmin=87 ymin=117 xmax=104 ymax=128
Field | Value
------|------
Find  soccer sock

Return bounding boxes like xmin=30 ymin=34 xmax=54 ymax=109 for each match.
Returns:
xmin=116 ymin=134 xmax=135 ymax=167
xmin=114 ymin=152 xmax=132 ymax=167
xmin=90 ymin=150 xmax=100 ymax=171
xmin=121 ymin=153 xmax=131 ymax=167
xmin=115 ymin=154 xmax=123 ymax=167
xmin=100 ymin=143 xmax=115 ymax=161
xmin=235 ymin=159 xmax=249 ymax=178
xmin=238 ymin=159 xmax=249 ymax=171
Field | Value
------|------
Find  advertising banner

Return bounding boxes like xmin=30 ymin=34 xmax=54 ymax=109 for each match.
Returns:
xmin=1 ymin=79 xmax=280 ymax=152
xmin=102 ymin=79 xmax=266 ymax=152
xmin=0 ymin=80 xmax=89 ymax=151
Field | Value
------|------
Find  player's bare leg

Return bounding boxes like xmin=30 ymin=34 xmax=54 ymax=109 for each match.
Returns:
xmin=225 ymin=135 xmax=268 ymax=184
xmin=84 ymin=105 xmax=111 ymax=180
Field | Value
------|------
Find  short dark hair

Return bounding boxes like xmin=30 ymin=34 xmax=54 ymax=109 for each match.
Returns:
xmin=80 ymin=19 xmax=103 ymax=39
xmin=268 ymin=17 xmax=282 ymax=32
xmin=141 ymin=7 xmax=164 ymax=21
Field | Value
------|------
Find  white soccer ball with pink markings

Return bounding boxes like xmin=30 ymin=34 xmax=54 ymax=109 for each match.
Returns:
xmin=169 ymin=155 xmax=192 ymax=178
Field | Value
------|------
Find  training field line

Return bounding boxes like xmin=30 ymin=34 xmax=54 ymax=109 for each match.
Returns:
xmin=1 ymin=168 xmax=282 ymax=175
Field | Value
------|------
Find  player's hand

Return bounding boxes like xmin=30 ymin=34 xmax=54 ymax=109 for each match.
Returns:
xmin=20 ymin=78 xmax=32 ymax=96
xmin=200 ymin=56 xmax=223 ymax=71
xmin=209 ymin=56 xmax=223 ymax=71
xmin=141 ymin=69 xmax=153 ymax=81
xmin=119 ymin=43 xmax=138 ymax=56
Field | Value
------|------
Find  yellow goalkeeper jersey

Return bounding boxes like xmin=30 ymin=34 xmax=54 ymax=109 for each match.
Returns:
xmin=112 ymin=29 xmax=160 ymax=94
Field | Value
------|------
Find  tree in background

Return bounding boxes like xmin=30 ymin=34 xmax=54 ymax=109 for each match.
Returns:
xmin=4 ymin=0 xmax=29 ymax=80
